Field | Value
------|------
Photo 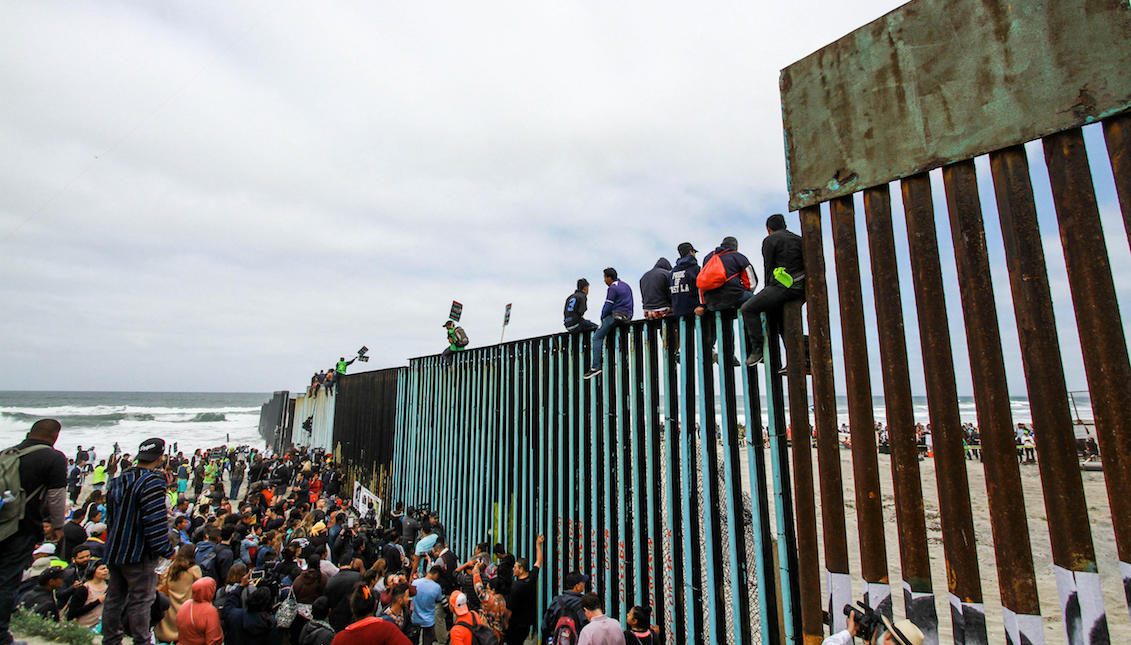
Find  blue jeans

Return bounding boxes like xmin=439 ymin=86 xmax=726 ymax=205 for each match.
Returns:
xmin=0 ymin=533 xmax=38 ymax=645
xmin=230 ymin=478 xmax=243 ymax=499
xmin=589 ymin=315 xmax=620 ymax=370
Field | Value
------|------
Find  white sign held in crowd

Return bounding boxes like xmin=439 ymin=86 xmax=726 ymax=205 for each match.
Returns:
xmin=353 ymin=481 xmax=381 ymax=520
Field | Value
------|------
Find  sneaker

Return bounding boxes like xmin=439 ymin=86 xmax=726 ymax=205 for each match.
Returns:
xmin=745 ymin=349 xmax=764 ymax=366
xmin=583 ymin=367 xmax=602 ymax=380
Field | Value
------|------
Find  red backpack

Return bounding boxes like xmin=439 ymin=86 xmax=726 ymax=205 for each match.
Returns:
xmin=696 ymin=250 xmax=736 ymax=291
xmin=551 ymin=614 xmax=579 ymax=645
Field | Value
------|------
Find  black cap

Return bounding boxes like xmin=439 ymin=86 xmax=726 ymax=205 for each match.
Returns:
xmin=442 ymin=320 xmax=453 ymax=328
xmin=137 ymin=438 xmax=165 ymax=462
xmin=564 ymin=571 xmax=591 ymax=588
xmin=677 ymin=242 xmax=697 ymax=256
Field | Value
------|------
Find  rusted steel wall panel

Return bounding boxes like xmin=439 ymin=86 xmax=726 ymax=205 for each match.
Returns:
xmin=799 ymin=206 xmax=852 ymax=632
xmin=1104 ymin=113 xmax=1131 ymax=249
xmin=780 ymin=0 xmax=1131 ymax=210
xmin=901 ymin=173 xmax=998 ymax=644
xmin=945 ymin=159 xmax=1040 ymax=642
xmin=861 ymin=185 xmax=937 ymax=642
xmin=1042 ymin=128 xmax=1129 ymax=628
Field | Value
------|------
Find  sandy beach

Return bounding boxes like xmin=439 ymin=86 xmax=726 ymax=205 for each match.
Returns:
xmin=741 ymin=445 xmax=1129 ymax=643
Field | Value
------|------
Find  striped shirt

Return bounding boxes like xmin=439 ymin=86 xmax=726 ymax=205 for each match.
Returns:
xmin=105 ymin=467 xmax=174 ymax=564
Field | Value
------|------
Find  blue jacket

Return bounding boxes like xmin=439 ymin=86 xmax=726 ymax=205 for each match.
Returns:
xmin=599 ymin=280 xmax=634 ymax=319
xmin=669 ymin=254 xmax=701 ymax=316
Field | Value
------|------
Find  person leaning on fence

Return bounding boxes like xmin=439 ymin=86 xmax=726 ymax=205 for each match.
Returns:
xmin=739 ymin=213 xmax=806 ymax=366
xmin=584 ymin=268 xmax=634 ymax=380
xmin=564 ymin=278 xmax=599 ymax=332
xmin=639 ymin=257 xmax=672 ymax=319
xmin=695 ymin=236 xmax=758 ymax=365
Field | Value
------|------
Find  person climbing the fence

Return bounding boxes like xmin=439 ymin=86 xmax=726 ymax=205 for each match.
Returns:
xmin=739 ymin=213 xmax=806 ymax=366
xmin=442 ymin=320 xmax=469 ymax=366
xmin=584 ymin=268 xmax=634 ymax=380
xmin=638 ymin=257 xmax=673 ymax=320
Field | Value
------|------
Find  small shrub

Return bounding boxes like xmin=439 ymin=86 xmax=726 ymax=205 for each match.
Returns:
xmin=10 ymin=609 xmax=95 ymax=645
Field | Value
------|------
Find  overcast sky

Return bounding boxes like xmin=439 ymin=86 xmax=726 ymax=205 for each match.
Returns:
xmin=1 ymin=1 xmax=1127 ymax=396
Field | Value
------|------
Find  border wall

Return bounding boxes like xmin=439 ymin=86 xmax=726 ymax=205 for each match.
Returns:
xmin=258 ymin=2 xmax=1131 ymax=644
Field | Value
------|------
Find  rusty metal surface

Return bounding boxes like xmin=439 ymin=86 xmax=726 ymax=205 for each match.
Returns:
xmin=829 ymin=196 xmax=890 ymax=611
xmin=779 ymin=0 xmax=1131 ymax=210
xmin=798 ymin=206 xmax=852 ymax=632
xmin=1044 ymin=128 xmax=1131 ymax=608
xmin=782 ymin=303 xmax=823 ymax=644
xmin=940 ymin=159 xmax=1035 ymax=629
xmin=901 ymin=173 xmax=1005 ymax=640
xmin=861 ymin=185 xmax=937 ymax=639
xmin=1104 ymin=113 xmax=1131 ymax=250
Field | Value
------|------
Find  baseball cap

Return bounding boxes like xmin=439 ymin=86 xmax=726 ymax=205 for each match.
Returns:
xmin=449 ymin=590 xmax=470 ymax=616
xmin=677 ymin=242 xmax=697 ymax=256
xmin=137 ymin=438 xmax=166 ymax=462
xmin=442 ymin=320 xmax=453 ymax=328
xmin=34 ymin=543 xmax=55 ymax=556
xmin=88 ymin=522 xmax=107 ymax=536
xmin=564 ymin=571 xmax=590 ymax=589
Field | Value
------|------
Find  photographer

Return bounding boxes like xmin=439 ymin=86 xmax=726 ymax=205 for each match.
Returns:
xmin=825 ymin=602 xmax=924 ymax=645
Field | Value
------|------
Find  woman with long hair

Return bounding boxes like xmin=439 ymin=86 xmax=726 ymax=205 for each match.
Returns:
xmin=624 ymin=605 xmax=659 ymax=645
xmin=66 ymin=561 xmax=109 ymax=629
xmin=155 ymin=544 xmax=202 ymax=643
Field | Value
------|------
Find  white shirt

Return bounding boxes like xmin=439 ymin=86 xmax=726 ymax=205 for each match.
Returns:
xmin=822 ymin=629 xmax=855 ymax=645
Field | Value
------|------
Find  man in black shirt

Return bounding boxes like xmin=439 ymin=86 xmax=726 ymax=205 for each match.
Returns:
xmin=564 ymin=279 xmax=598 ymax=332
xmin=506 ymin=534 xmax=544 ymax=645
xmin=0 ymin=418 xmax=68 ymax=645
xmin=740 ymin=213 xmax=807 ymax=365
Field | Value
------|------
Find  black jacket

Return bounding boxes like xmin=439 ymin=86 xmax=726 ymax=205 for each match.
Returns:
xmin=669 ymin=254 xmax=701 ymax=316
xmin=639 ymin=258 xmax=673 ymax=311
xmin=324 ymin=569 xmax=362 ymax=631
xmin=540 ymin=591 xmax=587 ymax=641
xmin=19 ymin=587 xmax=60 ymax=621
xmin=761 ymin=229 xmax=805 ymax=288
xmin=699 ymin=244 xmax=757 ymax=308
xmin=563 ymin=290 xmax=589 ymax=328
xmin=299 ymin=619 xmax=335 ymax=645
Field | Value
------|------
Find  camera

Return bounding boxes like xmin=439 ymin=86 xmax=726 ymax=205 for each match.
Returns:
xmin=844 ymin=600 xmax=880 ymax=641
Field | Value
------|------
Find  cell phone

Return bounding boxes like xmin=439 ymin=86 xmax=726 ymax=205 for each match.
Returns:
xmin=348 ymin=517 xmax=355 ymax=528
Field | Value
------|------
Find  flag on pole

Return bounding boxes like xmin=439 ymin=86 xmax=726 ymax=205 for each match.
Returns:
xmin=503 ymin=303 xmax=512 ymax=326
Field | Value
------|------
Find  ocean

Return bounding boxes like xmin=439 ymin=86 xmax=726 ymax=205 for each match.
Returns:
xmin=0 ymin=391 xmax=268 ymax=458
xmin=0 ymin=390 xmax=1095 ymax=460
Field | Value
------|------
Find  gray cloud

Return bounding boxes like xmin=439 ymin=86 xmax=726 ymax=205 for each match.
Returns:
xmin=2 ymin=1 xmax=1126 ymax=396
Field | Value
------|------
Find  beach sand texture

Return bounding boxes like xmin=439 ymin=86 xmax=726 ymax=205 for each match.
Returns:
xmin=739 ymin=445 xmax=1129 ymax=643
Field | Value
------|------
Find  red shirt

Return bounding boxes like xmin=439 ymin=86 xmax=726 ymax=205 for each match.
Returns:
xmin=330 ymin=617 xmax=412 ymax=645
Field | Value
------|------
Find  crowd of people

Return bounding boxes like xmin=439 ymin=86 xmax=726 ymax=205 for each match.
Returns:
xmin=0 ymin=420 xmax=663 ymax=645
xmin=438 ymin=214 xmax=807 ymax=375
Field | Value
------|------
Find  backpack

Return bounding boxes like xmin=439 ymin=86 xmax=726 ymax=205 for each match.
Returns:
xmin=696 ymin=250 xmax=736 ymax=291
xmin=451 ymin=326 xmax=470 ymax=348
xmin=195 ymin=544 xmax=218 ymax=579
xmin=451 ymin=613 xmax=499 ymax=645
xmin=551 ymin=614 xmax=580 ymax=645
xmin=0 ymin=444 xmax=50 ymax=542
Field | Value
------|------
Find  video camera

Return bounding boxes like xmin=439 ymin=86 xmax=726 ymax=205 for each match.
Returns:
xmin=844 ymin=600 xmax=881 ymax=641
xmin=357 ymin=346 xmax=370 ymax=363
